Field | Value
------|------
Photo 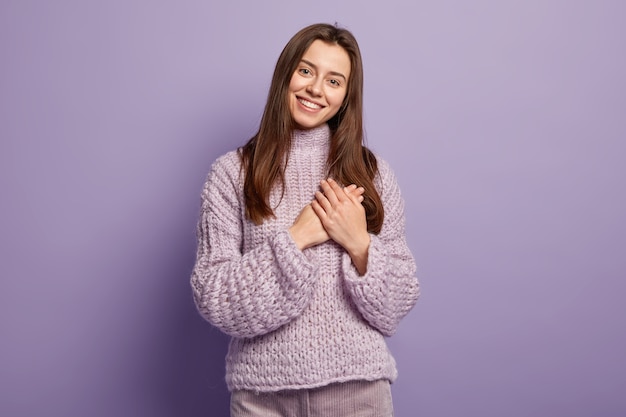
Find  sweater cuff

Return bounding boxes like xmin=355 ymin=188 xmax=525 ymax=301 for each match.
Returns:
xmin=272 ymin=229 xmax=319 ymax=283
xmin=342 ymin=234 xmax=387 ymax=289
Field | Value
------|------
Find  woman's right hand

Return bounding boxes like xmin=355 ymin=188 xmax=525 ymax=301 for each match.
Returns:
xmin=289 ymin=203 xmax=329 ymax=250
xmin=289 ymin=185 xmax=365 ymax=251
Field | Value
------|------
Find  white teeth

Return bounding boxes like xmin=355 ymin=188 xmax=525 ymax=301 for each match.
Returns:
xmin=298 ymin=98 xmax=321 ymax=109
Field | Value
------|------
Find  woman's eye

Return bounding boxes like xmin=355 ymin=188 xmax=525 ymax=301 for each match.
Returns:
xmin=329 ymin=79 xmax=340 ymax=86
xmin=299 ymin=68 xmax=311 ymax=75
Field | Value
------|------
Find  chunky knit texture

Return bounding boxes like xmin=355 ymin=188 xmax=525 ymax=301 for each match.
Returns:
xmin=191 ymin=124 xmax=420 ymax=392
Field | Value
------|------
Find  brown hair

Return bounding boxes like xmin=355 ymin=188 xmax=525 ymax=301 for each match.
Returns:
xmin=239 ymin=23 xmax=384 ymax=234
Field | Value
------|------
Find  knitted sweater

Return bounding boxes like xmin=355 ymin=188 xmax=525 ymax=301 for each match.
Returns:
xmin=191 ymin=124 xmax=419 ymax=392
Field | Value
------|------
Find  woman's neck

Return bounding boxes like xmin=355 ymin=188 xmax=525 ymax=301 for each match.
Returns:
xmin=291 ymin=123 xmax=331 ymax=149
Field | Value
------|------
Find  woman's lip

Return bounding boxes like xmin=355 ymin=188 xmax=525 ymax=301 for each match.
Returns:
xmin=296 ymin=96 xmax=325 ymax=109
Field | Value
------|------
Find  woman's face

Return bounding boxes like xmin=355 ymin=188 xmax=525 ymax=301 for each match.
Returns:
xmin=288 ymin=40 xmax=351 ymax=130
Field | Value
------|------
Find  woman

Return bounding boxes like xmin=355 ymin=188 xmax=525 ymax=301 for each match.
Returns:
xmin=191 ymin=23 xmax=419 ymax=417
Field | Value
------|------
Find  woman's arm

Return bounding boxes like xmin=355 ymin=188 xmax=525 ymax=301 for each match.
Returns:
xmin=190 ymin=154 xmax=319 ymax=338
xmin=341 ymin=159 xmax=420 ymax=336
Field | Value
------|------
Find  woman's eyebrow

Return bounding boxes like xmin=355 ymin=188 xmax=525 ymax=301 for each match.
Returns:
xmin=300 ymin=59 xmax=347 ymax=82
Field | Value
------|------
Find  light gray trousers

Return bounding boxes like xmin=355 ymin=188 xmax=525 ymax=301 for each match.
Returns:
xmin=230 ymin=379 xmax=393 ymax=417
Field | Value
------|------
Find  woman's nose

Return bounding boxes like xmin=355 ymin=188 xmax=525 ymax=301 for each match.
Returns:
xmin=306 ymin=79 xmax=322 ymax=96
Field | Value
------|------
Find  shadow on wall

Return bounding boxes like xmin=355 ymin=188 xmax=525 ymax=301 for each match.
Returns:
xmin=135 ymin=213 xmax=230 ymax=416
xmin=143 ymin=155 xmax=230 ymax=416
xmin=149 ymin=102 xmax=259 ymax=417
xmin=162 ymin=288 xmax=231 ymax=416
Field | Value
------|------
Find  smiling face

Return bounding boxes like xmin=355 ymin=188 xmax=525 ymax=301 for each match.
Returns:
xmin=288 ymin=40 xmax=351 ymax=130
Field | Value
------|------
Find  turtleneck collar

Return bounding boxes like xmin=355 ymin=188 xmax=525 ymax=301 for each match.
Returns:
xmin=291 ymin=123 xmax=331 ymax=149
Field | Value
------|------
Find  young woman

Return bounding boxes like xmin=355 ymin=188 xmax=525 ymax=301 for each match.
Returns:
xmin=191 ymin=23 xmax=420 ymax=417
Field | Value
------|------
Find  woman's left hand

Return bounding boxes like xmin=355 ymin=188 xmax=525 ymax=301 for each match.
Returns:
xmin=311 ymin=178 xmax=370 ymax=274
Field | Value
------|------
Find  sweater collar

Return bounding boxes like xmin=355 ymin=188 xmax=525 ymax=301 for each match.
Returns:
xmin=291 ymin=124 xmax=331 ymax=149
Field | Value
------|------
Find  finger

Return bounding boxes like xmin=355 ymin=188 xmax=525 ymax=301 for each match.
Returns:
xmin=310 ymin=199 xmax=327 ymax=219
xmin=314 ymin=190 xmax=332 ymax=212
xmin=351 ymin=186 xmax=365 ymax=196
xmin=344 ymin=184 xmax=364 ymax=195
xmin=346 ymin=186 xmax=365 ymax=204
xmin=320 ymin=179 xmax=340 ymax=205
xmin=325 ymin=178 xmax=347 ymax=202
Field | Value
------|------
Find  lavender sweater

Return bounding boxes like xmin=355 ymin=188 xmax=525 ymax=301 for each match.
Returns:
xmin=191 ymin=124 xmax=420 ymax=392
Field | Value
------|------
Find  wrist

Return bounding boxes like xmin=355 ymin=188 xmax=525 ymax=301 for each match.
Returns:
xmin=346 ymin=234 xmax=370 ymax=275
xmin=289 ymin=225 xmax=307 ymax=250
xmin=346 ymin=233 xmax=370 ymax=256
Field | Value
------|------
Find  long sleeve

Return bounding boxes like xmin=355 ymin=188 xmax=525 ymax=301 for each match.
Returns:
xmin=190 ymin=153 xmax=319 ymax=338
xmin=342 ymin=159 xmax=420 ymax=336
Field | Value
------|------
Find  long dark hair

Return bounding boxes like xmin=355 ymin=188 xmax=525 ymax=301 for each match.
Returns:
xmin=239 ymin=23 xmax=384 ymax=234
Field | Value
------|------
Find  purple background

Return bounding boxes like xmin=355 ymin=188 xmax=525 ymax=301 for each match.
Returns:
xmin=2 ymin=1 xmax=625 ymax=416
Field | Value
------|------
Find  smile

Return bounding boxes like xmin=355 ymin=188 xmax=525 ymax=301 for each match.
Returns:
xmin=297 ymin=97 xmax=323 ymax=110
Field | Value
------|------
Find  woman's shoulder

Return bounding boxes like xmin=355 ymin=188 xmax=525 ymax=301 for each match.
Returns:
xmin=209 ymin=149 xmax=242 ymax=175
xmin=372 ymin=152 xmax=391 ymax=172
xmin=212 ymin=149 xmax=241 ymax=169
xmin=203 ymin=149 xmax=243 ymax=189
xmin=369 ymin=151 xmax=396 ymax=185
